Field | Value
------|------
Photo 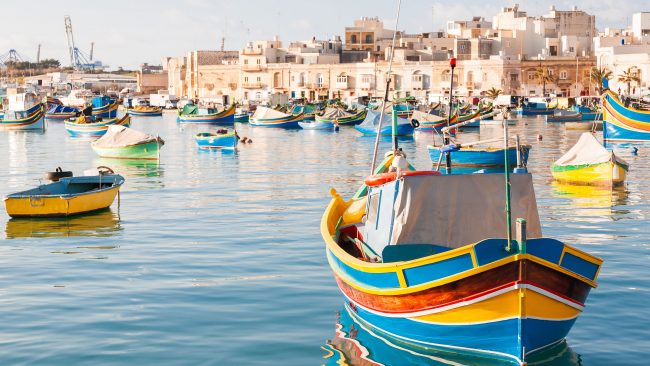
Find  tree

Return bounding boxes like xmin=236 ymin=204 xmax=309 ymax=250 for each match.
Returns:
xmin=617 ymin=67 xmax=641 ymax=95
xmin=590 ymin=67 xmax=613 ymax=94
xmin=534 ymin=67 xmax=556 ymax=96
xmin=486 ymin=87 xmax=502 ymax=99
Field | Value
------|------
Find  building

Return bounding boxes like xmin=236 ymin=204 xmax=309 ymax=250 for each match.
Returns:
xmin=136 ymin=63 xmax=167 ymax=94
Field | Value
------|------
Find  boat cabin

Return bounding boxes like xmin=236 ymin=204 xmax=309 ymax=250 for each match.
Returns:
xmin=339 ymin=172 xmax=542 ymax=263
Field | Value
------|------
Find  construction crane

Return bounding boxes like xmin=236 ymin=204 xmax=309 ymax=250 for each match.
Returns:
xmin=64 ymin=15 xmax=94 ymax=70
xmin=0 ymin=49 xmax=26 ymax=67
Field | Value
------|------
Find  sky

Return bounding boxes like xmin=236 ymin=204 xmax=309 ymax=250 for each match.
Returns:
xmin=0 ymin=0 xmax=642 ymax=70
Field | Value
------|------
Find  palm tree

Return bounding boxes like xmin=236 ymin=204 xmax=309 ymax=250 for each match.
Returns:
xmin=617 ymin=67 xmax=641 ymax=95
xmin=534 ymin=67 xmax=556 ymax=96
xmin=590 ymin=67 xmax=613 ymax=94
xmin=486 ymin=87 xmax=502 ymax=99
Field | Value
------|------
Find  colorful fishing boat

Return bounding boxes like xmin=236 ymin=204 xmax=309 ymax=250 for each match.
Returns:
xmin=46 ymin=96 xmax=63 ymax=107
xmin=91 ymin=125 xmax=164 ymax=159
xmin=234 ymin=107 xmax=250 ymax=123
xmin=45 ymin=104 xmax=79 ymax=121
xmin=0 ymin=103 xmax=45 ymax=131
xmin=355 ymin=110 xmax=414 ymax=136
xmin=194 ymin=129 xmax=239 ymax=149
xmin=298 ymin=120 xmax=337 ymax=130
xmin=322 ymin=149 xmax=602 ymax=365
xmin=315 ymin=108 xmax=367 ymax=126
xmin=546 ymin=110 xmax=582 ymax=122
xmin=291 ymin=104 xmax=318 ymax=120
xmin=126 ymin=105 xmax=163 ymax=116
xmin=64 ymin=114 xmax=131 ymax=137
xmin=515 ymin=101 xmax=555 ymax=116
xmin=551 ymin=132 xmax=628 ymax=186
xmin=91 ymin=96 xmax=119 ymax=119
xmin=177 ymin=104 xmax=236 ymax=123
xmin=249 ymin=107 xmax=303 ymax=128
xmin=428 ymin=142 xmax=531 ymax=167
xmin=602 ymin=90 xmax=650 ymax=141
xmin=4 ymin=168 xmax=125 ymax=217
xmin=411 ymin=110 xmax=449 ymax=131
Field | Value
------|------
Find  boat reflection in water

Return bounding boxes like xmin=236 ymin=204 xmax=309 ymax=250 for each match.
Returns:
xmin=5 ymin=208 xmax=122 ymax=239
xmin=551 ymin=182 xmax=628 ymax=214
xmin=323 ymin=305 xmax=583 ymax=366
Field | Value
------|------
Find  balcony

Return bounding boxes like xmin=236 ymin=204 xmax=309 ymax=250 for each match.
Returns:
xmin=411 ymin=80 xmax=423 ymax=90
xmin=335 ymin=81 xmax=349 ymax=90
xmin=241 ymin=65 xmax=265 ymax=72
xmin=242 ymin=82 xmax=263 ymax=89
xmin=241 ymin=49 xmax=263 ymax=55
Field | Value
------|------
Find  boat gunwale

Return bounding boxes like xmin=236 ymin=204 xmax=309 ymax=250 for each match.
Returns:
xmin=5 ymin=177 xmax=125 ymax=200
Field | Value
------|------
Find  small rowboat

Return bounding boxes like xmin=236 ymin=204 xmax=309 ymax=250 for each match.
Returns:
xmin=551 ymin=132 xmax=628 ymax=186
xmin=250 ymin=107 xmax=303 ymax=128
xmin=427 ymin=142 xmax=531 ymax=167
xmin=4 ymin=167 xmax=125 ymax=218
xmin=91 ymin=125 xmax=164 ymax=159
xmin=65 ymin=114 xmax=131 ymax=137
xmin=298 ymin=120 xmax=336 ymax=130
xmin=194 ymin=129 xmax=239 ymax=150
xmin=126 ymin=105 xmax=163 ymax=116
xmin=177 ymin=104 xmax=236 ymax=123
xmin=0 ymin=103 xmax=45 ymax=131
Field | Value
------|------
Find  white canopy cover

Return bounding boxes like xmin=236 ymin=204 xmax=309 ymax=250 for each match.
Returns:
xmin=321 ymin=108 xmax=352 ymax=118
xmin=91 ymin=125 xmax=161 ymax=148
xmin=554 ymin=132 xmax=627 ymax=167
xmin=251 ymin=106 xmax=290 ymax=120
xmin=390 ymin=173 xmax=542 ymax=249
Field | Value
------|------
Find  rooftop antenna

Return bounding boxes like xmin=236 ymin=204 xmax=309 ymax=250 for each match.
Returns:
xmin=90 ymin=42 xmax=94 ymax=61
xmin=36 ymin=44 xmax=41 ymax=63
xmin=370 ymin=0 xmax=403 ymax=173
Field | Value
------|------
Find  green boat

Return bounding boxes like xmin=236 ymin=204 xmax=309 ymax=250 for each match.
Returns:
xmin=91 ymin=125 xmax=164 ymax=160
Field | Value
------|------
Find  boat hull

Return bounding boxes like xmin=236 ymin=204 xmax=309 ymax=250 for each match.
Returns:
xmin=194 ymin=132 xmax=238 ymax=149
xmin=249 ymin=113 xmax=304 ymax=128
xmin=427 ymin=145 xmax=530 ymax=167
xmin=298 ymin=121 xmax=335 ymax=130
xmin=65 ymin=115 xmax=131 ymax=137
xmin=91 ymin=140 xmax=163 ymax=159
xmin=127 ymin=108 xmax=162 ymax=116
xmin=234 ymin=113 xmax=249 ymax=123
xmin=551 ymin=160 xmax=627 ymax=186
xmin=0 ymin=105 xmax=45 ymax=131
xmin=355 ymin=123 xmax=414 ymax=136
xmin=177 ymin=105 xmax=236 ymax=123
xmin=602 ymin=91 xmax=650 ymax=141
xmin=516 ymin=108 xmax=554 ymax=116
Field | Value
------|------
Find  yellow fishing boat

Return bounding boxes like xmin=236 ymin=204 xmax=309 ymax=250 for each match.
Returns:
xmin=551 ymin=132 xmax=628 ymax=186
xmin=4 ymin=167 xmax=125 ymax=218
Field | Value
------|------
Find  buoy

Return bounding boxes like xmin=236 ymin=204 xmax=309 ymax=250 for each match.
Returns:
xmin=632 ymin=147 xmax=638 ymax=155
xmin=537 ymin=134 xmax=543 ymax=141
xmin=247 ymin=139 xmax=252 ymax=144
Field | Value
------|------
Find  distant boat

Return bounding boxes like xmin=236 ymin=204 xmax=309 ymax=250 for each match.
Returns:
xmin=551 ymin=132 xmax=628 ymax=186
xmin=65 ymin=114 xmax=131 ymax=137
xmin=45 ymin=105 xmax=79 ymax=121
xmin=0 ymin=103 xmax=45 ymax=131
xmin=194 ymin=129 xmax=239 ymax=149
xmin=91 ymin=96 xmax=119 ymax=119
xmin=91 ymin=125 xmax=164 ymax=159
xmin=4 ymin=168 xmax=125 ymax=218
xmin=298 ymin=120 xmax=336 ymax=130
xmin=177 ymin=104 xmax=236 ymax=123
xmin=428 ymin=142 xmax=531 ymax=167
xmin=515 ymin=100 xmax=555 ymax=116
xmin=602 ymin=90 xmax=650 ymax=141
xmin=355 ymin=110 xmax=414 ymax=136
xmin=126 ymin=105 xmax=163 ymax=116
xmin=546 ymin=109 xmax=582 ymax=122
xmin=249 ymin=106 xmax=303 ymax=128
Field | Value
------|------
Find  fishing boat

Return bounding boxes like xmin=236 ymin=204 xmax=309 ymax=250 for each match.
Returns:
xmin=249 ymin=106 xmax=303 ymax=128
xmin=234 ymin=107 xmax=250 ymax=123
xmin=551 ymin=132 xmax=628 ymax=186
xmin=428 ymin=139 xmax=531 ymax=167
xmin=126 ymin=105 xmax=163 ymax=116
xmin=91 ymin=125 xmax=164 ymax=159
xmin=45 ymin=104 xmax=79 ymax=121
xmin=546 ymin=109 xmax=582 ymax=122
xmin=291 ymin=104 xmax=318 ymax=120
xmin=194 ymin=129 xmax=239 ymax=150
xmin=515 ymin=100 xmax=555 ymax=116
xmin=64 ymin=114 xmax=131 ymax=137
xmin=91 ymin=96 xmax=119 ymax=119
xmin=177 ymin=104 xmax=236 ymax=123
xmin=315 ymin=108 xmax=367 ymax=126
xmin=4 ymin=167 xmax=125 ymax=217
xmin=0 ymin=103 xmax=45 ymax=131
xmin=602 ymin=89 xmax=650 ymax=141
xmin=355 ymin=110 xmax=414 ymax=136
xmin=298 ymin=120 xmax=337 ymax=130
xmin=411 ymin=110 xmax=449 ymax=131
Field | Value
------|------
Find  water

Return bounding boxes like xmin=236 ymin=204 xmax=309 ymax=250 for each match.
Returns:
xmin=0 ymin=113 xmax=648 ymax=365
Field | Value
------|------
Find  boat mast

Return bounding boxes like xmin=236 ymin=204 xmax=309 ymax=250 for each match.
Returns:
xmin=370 ymin=0 xmax=403 ymax=173
xmin=504 ymin=118 xmax=513 ymax=252
xmin=445 ymin=57 xmax=457 ymax=173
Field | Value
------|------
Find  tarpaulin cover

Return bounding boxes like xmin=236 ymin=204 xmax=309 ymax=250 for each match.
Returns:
xmin=358 ymin=109 xmax=411 ymax=128
xmin=252 ymin=106 xmax=291 ymax=119
xmin=321 ymin=108 xmax=352 ymax=118
xmin=554 ymin=132 xmax=627 ymax=167
xmin=410 ymin=110 xmax=445 ymax=123
xmin=181 ymin=104 xmax=198 ymax=115
xmin=47 ymin=105 xmax=78 ymax=113
xmin=91 ymin=125 xmax=160 ymax=148
xmin=391 ymin=173 xmax=542 ymax=249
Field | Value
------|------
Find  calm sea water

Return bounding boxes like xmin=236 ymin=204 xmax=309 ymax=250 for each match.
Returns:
xmin=0 ymin=112 xmax=648 ymax=365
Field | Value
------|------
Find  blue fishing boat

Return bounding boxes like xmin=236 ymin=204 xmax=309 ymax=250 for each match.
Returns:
xmin=45 ymin=105 xmax=79 ymax=121
xmin=355 ymin=110 xmax=414 ymax=136
xmin=65 ymin=114 xmax=131 ymax=137
xmin=515 ymin=100 xmax=555 ymax=116
xmin=194 ymin=129 xmax=239 ymax=150
xmin=602 ymin=90 xmax=650 ymax=141
xmin=0 ymin=102 xmax=45 ymax=131
xmin=428 ymin=143 xmax=531 ymax=167
xmin=298 ymin=120 xmax=336 ymax=130
xmin=91 ymin=96 xmax=118 ymax=119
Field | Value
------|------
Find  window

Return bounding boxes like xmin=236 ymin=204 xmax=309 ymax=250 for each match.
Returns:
xmin=412 ymin=74 xmax=423 ymax=82
xmin=547 ymin=69 xmax=554 ymax=77
xmin=365 ymin=34 xmax=373 ymax=43
xmin=244 ymin=59 xmax=248 ymax=65
xmin=459 ymin=44 xmax=466 ymax=50
xmin=483 ymin=72 xmax=488 ymax=82
xmin=316 ymin=74 xmax=324 ymax=87
xmin=256 ymin=59 xmax=261 ymax=65
xmin=351 ymin=34 xmax=358 ymax=43
xmin=528 ymin=71 xmax=535 ymax=80
xmin=337 ymin=75 xmax=348 ymax=83
xmin=291 ymin=75 xmax=295 ymax=82
xmin=256 ymin=76 xmax=261 ymax=82
xmin=559 ymin=70 xmax=568 ymax=80
xmin=244 ymin=77 xmax=249 ymax=82
xmin=510 ymin=74 xmax=518 ymax=82
xmin=362 ymin=75 xmax=372 ymax=83
xmin=569 ymin=47 xmax=574 ymax=53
